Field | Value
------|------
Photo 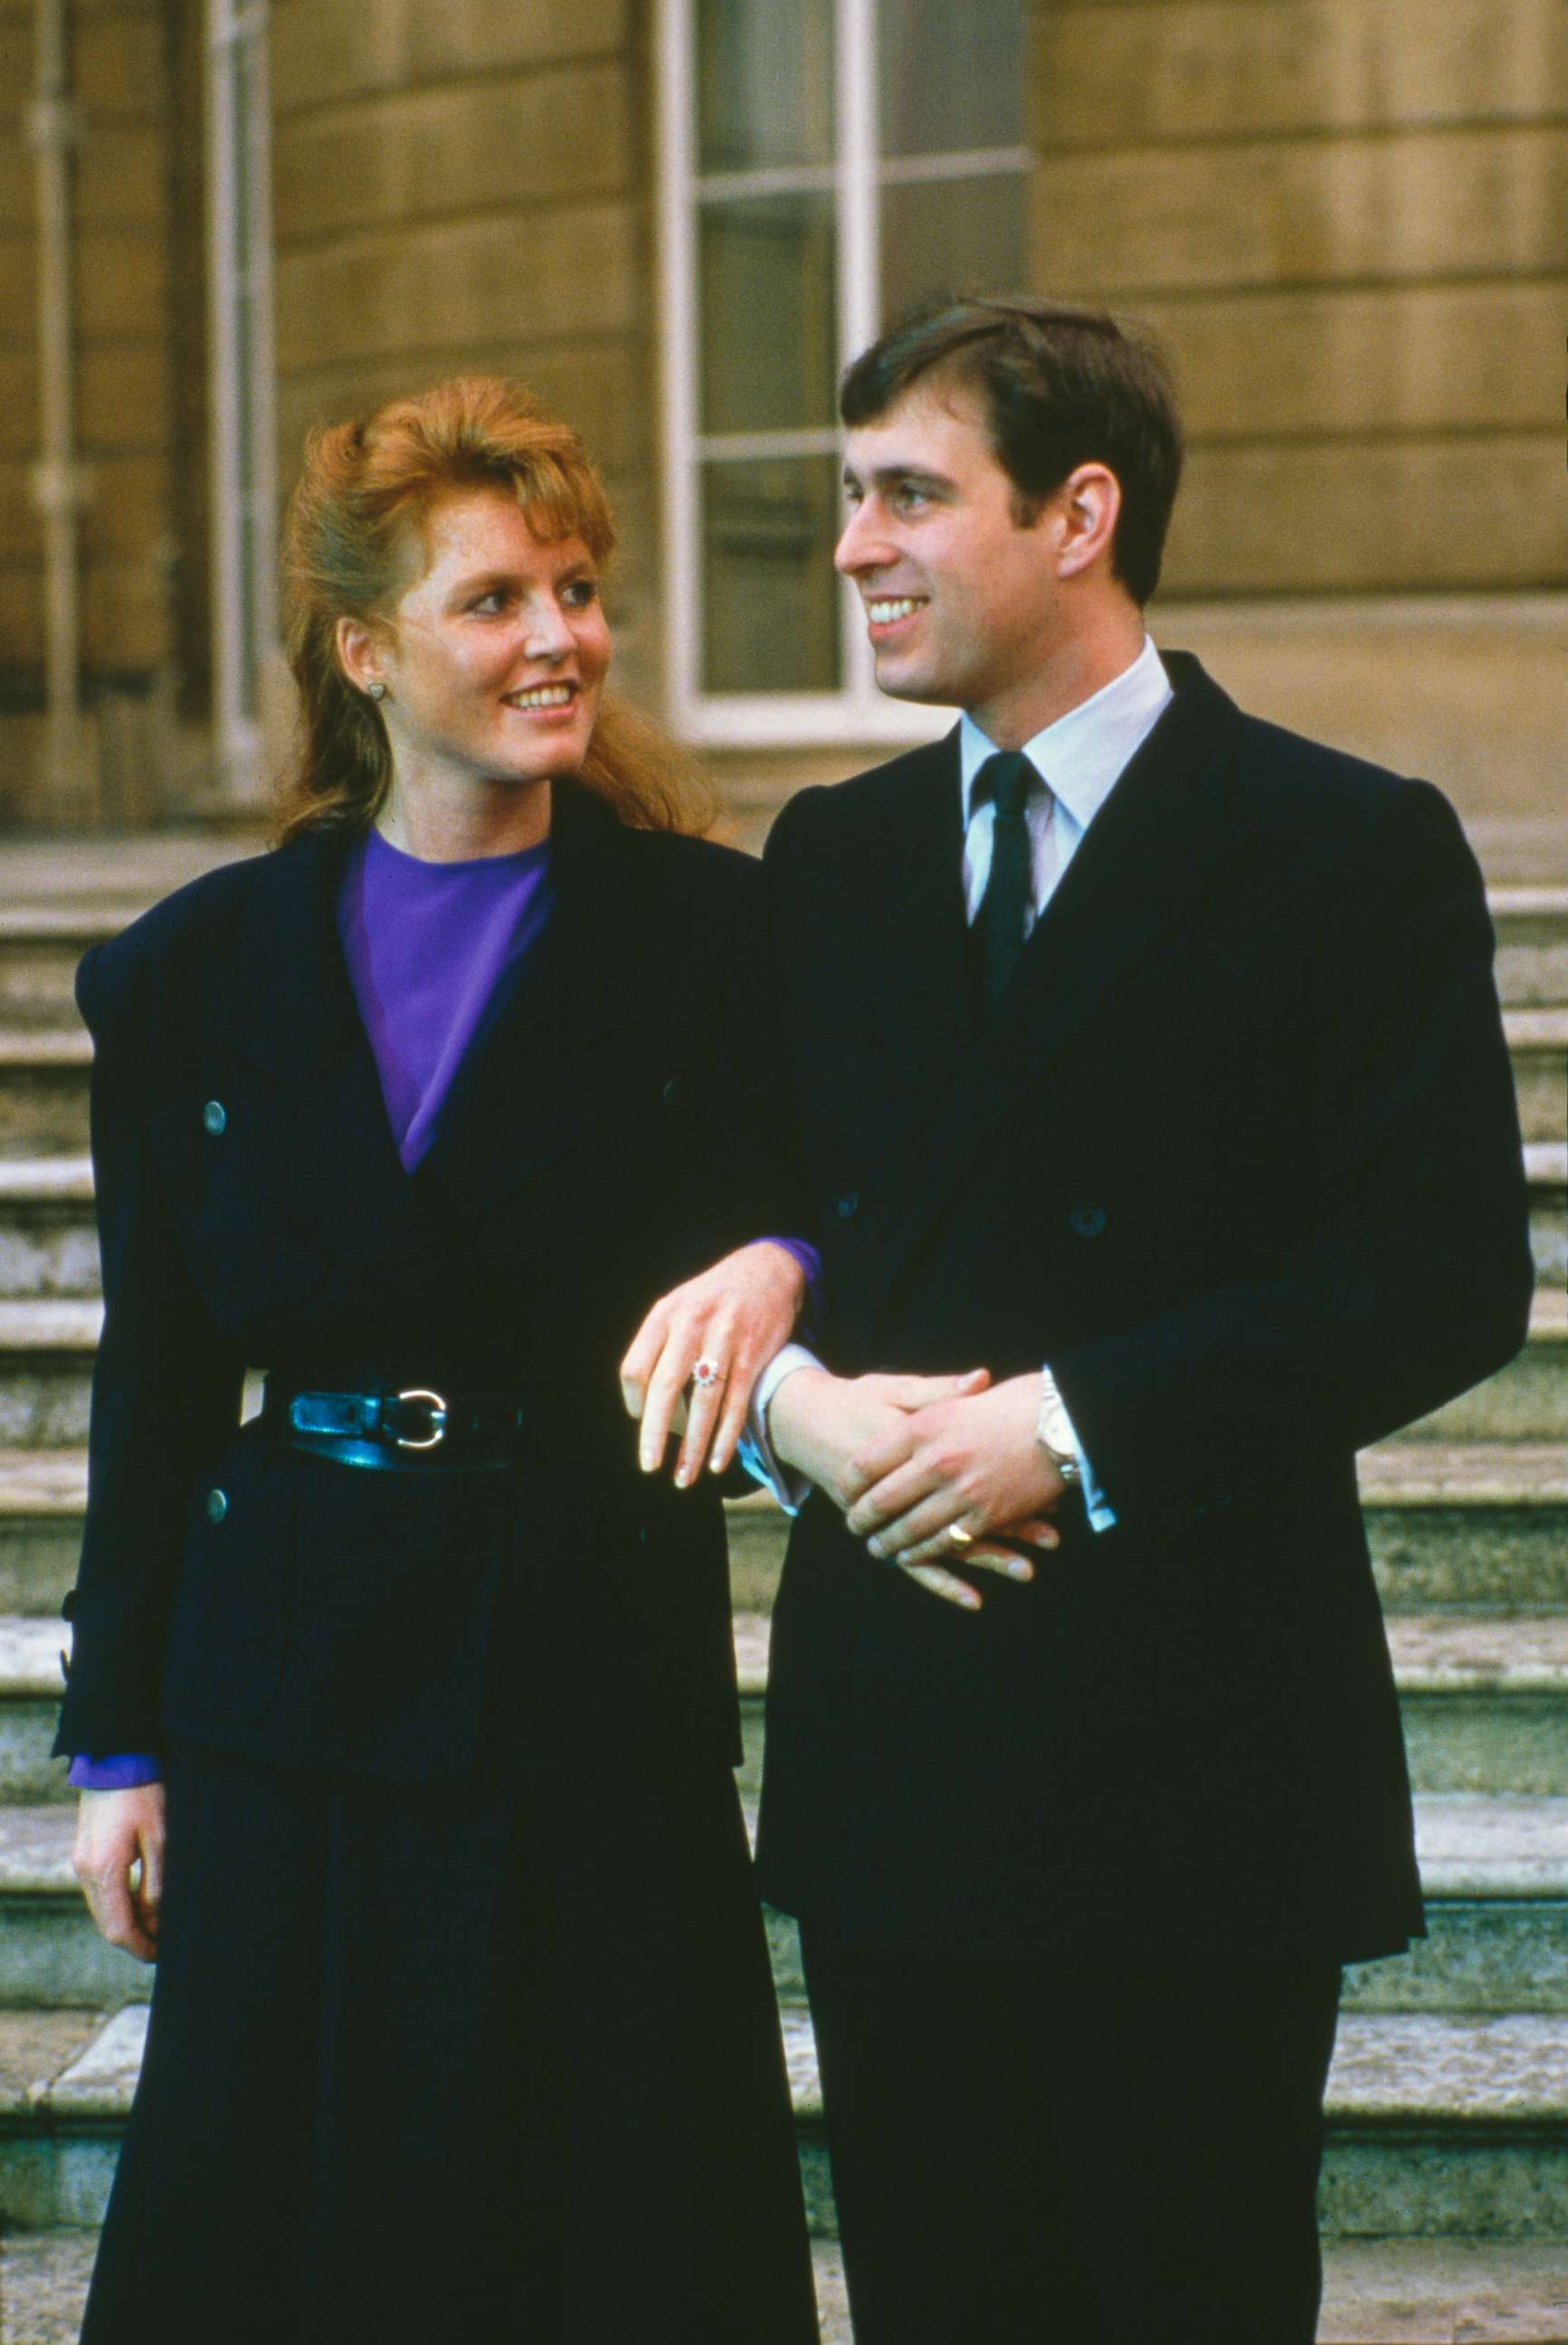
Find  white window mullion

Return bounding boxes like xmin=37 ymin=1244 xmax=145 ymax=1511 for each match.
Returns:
xmin=657 ymin=0 xmax=703 ymax=728
xmin=205 ymin=0 xmax=277 ymax=801
xmin=836 ymin=0 xmax=879 ymax=712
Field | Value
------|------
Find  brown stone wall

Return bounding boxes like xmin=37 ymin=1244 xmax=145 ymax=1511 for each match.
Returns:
xmin=1027 ymin=0 xmax=1566 ymax=812
xmin=1031 ymin=0 xmax=1565 ymax=599
xmin=0 ymin=0 xmax=207 ymax=821
xmin=270 ymin=0 xmax=661 ymax=707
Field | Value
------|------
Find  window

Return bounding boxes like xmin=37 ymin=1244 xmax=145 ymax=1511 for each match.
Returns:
xmin=205 ymin=0 xmax=278 ymax=796
xmin=659 ymin=0 xmax=1029 ymax=744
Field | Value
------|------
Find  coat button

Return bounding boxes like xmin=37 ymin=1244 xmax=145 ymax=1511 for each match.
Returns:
xmin=203 ymin=1100 xmax=227 ymax=1135
xmin=205 ymin=1488 xmax=228 ymax=1524
xmin=836 ymin=1191 xmax=860 ymax=1220
xmin=661 ymin=1077 xmax=686 ymax=1107
xmin=1069 ymin=1203 xmax=1107 ymax=1237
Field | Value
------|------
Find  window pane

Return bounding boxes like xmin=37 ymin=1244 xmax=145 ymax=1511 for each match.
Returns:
xmin=879 ymin=173 xmax=1028 ymax=325
xmin=698 ymin=0 xmax=835 ymax=172
xmin=699 ymin=195 xmax=838 ymax=435
xmin=878 ymin=0 xmax=1026 ymax=157
xmin=702 ymin=458 xmax=842 ymax=692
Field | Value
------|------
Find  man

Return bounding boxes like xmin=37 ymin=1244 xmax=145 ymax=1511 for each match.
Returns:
xmin=625 ymin=299 xmax=1534 ymax=2342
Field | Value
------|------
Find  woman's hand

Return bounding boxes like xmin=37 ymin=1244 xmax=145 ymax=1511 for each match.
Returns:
xmin=620 ymin=1240 xmax=808 ymax=1486
xmin=72 ymin=1783 xmax=166 ymax=1963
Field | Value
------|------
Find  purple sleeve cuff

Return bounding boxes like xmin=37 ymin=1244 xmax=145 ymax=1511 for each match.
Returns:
xmin=67 ymin=1754 xmax=164 ymax=1790
xmin=757 ymin=1238 xmax=823 ymax=1337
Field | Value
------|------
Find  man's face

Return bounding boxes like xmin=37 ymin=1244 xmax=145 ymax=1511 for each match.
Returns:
xmin=834 ymin=382 xmax=1067 ymax=739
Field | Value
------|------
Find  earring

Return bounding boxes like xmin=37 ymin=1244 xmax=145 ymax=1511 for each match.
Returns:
xmin=366 ymin=681 xmax=386 ymax=702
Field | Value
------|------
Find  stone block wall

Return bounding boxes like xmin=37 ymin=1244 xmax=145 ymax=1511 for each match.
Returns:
xmin=269 ymin=0 xmax=660 ymax=707
xmin=1026 ymin=0 xmax=1567 ymax=813
xmin=0 ymin=0 xmax=207 ymax=821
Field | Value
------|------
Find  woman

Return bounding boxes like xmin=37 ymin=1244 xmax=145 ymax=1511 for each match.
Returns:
xmin=57 ymin=378 xmax=819 ymax=2343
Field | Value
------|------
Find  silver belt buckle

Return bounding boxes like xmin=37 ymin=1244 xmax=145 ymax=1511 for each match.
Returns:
xmin=394 ymin=1387 xmax=449 ymax=1451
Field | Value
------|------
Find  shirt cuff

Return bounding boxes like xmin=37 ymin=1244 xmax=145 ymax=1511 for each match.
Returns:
xmin=736 ymin=1341 xmax=822 ymax=1514
xmin=1045 ymin=1371 xmax=1117 ymax=1533
xmin=67 ymin=1754 xmax=164 ymax=1790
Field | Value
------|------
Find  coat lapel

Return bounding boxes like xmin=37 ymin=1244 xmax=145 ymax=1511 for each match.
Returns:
xmin=413 ymin=781 xmax=658 ymax=1220
xmin=856 ymin=654 xmax=1257 ymax=1334
xmin=218 ymin=828 xmax=435 ymax=1279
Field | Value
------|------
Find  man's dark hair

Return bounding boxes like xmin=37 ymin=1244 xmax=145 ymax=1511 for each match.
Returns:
xmin=840 ymin=296 xmax=1184 ymax=606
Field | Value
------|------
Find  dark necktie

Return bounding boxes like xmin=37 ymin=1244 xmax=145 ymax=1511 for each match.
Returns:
xmin=974 ymin=751 xmax=1035 ymax=1009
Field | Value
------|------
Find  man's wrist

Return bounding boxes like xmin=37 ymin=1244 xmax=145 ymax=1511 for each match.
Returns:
xmin=1034 ymin=1369 xmax=1081 ymax=1485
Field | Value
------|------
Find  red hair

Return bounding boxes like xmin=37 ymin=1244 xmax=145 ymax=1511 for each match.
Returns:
xmin=277 ymin=375 xmax=709 ymax=840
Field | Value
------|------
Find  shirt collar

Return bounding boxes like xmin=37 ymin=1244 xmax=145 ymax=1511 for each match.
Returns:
xmin=959 ymin=635 xmax=1174 ymax=831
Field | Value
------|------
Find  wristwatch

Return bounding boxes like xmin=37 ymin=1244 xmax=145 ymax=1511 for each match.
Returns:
xmin=1034 ymin=1369 xmax=1081 ymax=1485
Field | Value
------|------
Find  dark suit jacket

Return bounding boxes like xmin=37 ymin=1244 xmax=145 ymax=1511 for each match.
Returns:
xmin=754 ymin=653 xmax=1535 ymax=1966
xmin=57 ymin=783 xmax=775 ymax=1787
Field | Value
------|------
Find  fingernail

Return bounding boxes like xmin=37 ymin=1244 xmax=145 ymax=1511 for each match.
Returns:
xmin=1008 ymin=1558 xmax=1034 ymax=1582
xmin=867 ymin=1539 xmax=885 ymax=1560
xmin=674 ymin=1467 xmax=691 ymax=1489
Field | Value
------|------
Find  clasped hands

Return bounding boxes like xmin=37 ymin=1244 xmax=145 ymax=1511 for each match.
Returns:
xmin=620 ymin=1242 xmax=1065 ymax=1609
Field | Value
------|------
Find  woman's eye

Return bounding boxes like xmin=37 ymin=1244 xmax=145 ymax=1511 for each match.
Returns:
xmin=470 ymin=590 xmax=508 ymax=614
xmin=564 ymin=579 xmax=599 ymax=609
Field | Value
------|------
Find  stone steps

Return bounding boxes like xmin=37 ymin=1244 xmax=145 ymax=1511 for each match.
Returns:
xmin=0 ymin=1163 xmax=100 ymax=1302
xmin=732 ymin=1612 xmax=1568 ymax=1802
xmin=729 ymin=1442 xmax=1568 ymax=1622
xmin=5 ymin=1997 xmax=1566 ymax=2243
xmin=1488 ymin=885 xmax=1568 ymax=1008
xmin=0 ymin=1000 xmax=1561 ymax=1154
xmin=6 ymin=1791 xmax=1568 ymax=2018
xmin=13 ymin=1595 xmax=1568 ymax=1820
xmin=3 ymin=1439 xmax=1563 ymax=1635
xmin=2 ymin=1148 xmax=1560 ymax=1299
xmin=5 ymin=2231 xmax=1567 ymax=2345
xmin=0 ymin=1042 xmax=93 ymax=1165
xmin=0 ymin=1306 xmax=102 ymax=1449
xmin=1408 ymin=1288 xmax=1566 ymax=1443
xmin=1360 ymin=1443 xmax=1568 ymax=1612
xmin=1508 ymin=1007 xmax=1568 ymax=1144
xmin=0 ymin=879 xmax=1560 ymax=1009
xmin=0 ymin=1288 xmax=1555 ymax=1461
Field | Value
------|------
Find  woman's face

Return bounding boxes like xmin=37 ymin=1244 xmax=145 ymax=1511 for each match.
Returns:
xmin=362 ymin=487 xmax=612 ymax=798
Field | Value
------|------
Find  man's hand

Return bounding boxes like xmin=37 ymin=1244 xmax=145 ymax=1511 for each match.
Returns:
xmin=843 ymin=1372 xmax=1068 ymax=1604
xmin=621 ymin=1241 xmax=809 ymax=1486
xmin=72 ymin=1783 xmax=166 ymax=1963
xmin=770 ymin=1364 xmax=1051 ymax=1609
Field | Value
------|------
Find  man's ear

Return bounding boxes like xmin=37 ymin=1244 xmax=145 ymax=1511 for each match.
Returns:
xmin=1055 ymin=464 xmax=1121 ymax=581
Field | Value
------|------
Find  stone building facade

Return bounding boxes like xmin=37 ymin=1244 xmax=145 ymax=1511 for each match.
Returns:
xmin=0 ymin=0 xmax=1563 ymax=833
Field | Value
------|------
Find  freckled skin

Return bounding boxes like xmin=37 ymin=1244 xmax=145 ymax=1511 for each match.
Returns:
xmin=343 ymin=489 xmax=613 ymax=854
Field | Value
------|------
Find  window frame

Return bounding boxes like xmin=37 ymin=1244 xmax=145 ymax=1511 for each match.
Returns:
xmin=657 ymin=0 xmax=1029 ymax=747
xmin=205 ymin=0 xmax=279 ymax=798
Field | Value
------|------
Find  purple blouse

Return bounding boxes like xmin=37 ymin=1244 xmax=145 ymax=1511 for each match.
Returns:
xmin=338 ymin=825 xmax=556 ymax=1170
xmin=69 ymin=823 xmax=817 ymax=1790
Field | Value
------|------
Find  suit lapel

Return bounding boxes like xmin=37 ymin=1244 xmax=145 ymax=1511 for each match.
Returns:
xmin=856 ymin=654 xmax=1256 ymax=1334
xmin=814 ymin=730 xmax=976 ymax=1165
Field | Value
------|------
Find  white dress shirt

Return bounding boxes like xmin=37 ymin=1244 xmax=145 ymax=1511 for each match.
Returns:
xmin=747 ymin=635 xmax=1174 ymax=1532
